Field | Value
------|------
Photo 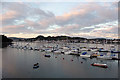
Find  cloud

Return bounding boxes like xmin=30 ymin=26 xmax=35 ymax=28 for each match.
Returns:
xmin=1 ymin=2 xmax=55 ymax=33
xmin=55 ymin=2 xmax=117 ymax=27
xmin=1 ymin=2 xmax=118 ymax=38
xmin=2 ymin=25 xmax=26 ymax=33
xmin=93 ymin=25 xmax=118 ymax=34
xmin=50 ymin=24 xmax=79 ymax=34
xmin=2 ymin=2 xmax=54 ymax=26
xmin=0 ymin=10 xmax=18 ymax=21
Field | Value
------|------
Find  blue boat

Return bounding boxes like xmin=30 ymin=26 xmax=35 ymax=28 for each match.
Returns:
xmin=82 ymin=52 xmax=87 ymax=55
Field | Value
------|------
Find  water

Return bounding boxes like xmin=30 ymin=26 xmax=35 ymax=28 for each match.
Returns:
xmin=2 ymin=42 xmax=118 ymax=78
xmin=0 ymin=49 xmax=2 ymax=79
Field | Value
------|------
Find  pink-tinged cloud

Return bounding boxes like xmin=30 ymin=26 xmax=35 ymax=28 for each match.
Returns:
xmin=55 ymin=8 xmax=88 ymax=22
xmin=1 ymin=10 xmax=19 ymax=21
xmin=38 ymin=17 xmax=55 ymax=28
xmin=24 ymin=20 xmax=40 ymax=28
xmin=39 ymin=19 xmax=51 ymax=27
xmin=55 ymin=2 xmax=117 ymax=27
xmin=3 ymin=25 xmax=24 ymax=29
xmin=2 ymin=25 xmax=25 ymax=33
xmin=55 ymin=3 xmax=94 ymax=21
xmin=24 ymin=20 xmax=35 ymax=26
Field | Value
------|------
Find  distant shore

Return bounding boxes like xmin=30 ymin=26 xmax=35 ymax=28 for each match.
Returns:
xmin=9 ymin=35 xmax=120 ymax=44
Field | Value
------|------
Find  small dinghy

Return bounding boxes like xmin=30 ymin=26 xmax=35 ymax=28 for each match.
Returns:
xmin=33 ymin=63 xmax=39 ymax=69
xmin=44 ymin=54 xmax=51 ymax=57
xmin=91 ymin=63 xmax=108 ymax=68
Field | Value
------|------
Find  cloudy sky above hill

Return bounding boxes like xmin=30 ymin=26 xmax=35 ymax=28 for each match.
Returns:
xmin=0 ymin=0 xmax=119 ymax=38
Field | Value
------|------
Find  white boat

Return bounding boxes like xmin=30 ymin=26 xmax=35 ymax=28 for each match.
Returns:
xmin=80 ymin=48 xmax=89 ymax=51
xmin=71 ymin=49 xmax=78 ymax=52
xmin=64 ymin=51 xmax=72 ymax=55
xmin=45 ymin=49 xmax=52 ymax=52
xmin=90 ymin=49 xmax=98 ymax=52
xmin=62 ymin=46 xmax=70 ymax=50
xmin=80 ymin=54 xmax=91 ymax=58
xmin=54 ymin=50 xmax=61 ymax=54
xmin=97 ymin=55 xmax=112 ymax=60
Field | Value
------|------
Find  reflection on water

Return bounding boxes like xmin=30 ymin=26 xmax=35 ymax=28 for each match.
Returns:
xmin=2 ymin=42 xmax=118 ymax=78
xmin=0 ymin=42 xmax=12 ymax=48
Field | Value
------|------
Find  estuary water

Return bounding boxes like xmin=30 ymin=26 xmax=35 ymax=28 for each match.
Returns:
xmin=0 ymin=49 xmax=2 ymax=79
xmin=2 ymin=42 xmax=118 ymax=78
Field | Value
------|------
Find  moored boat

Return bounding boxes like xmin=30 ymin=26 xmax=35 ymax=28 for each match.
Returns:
xmin=80 ymin=54 xmax=91 ymax=58
xmin=91 ymin=63 xmax=108 ymax=68
xmin=98 ymin=48 xmax=109 ymax=52
xmin=64 ymin=51 xmax=72 ymax=55
xmin=69 ymin=52 xmax=80 ymax=56
xmin=44 ymin=54 xmax=51 ymax=57
xmin=34 ymin=47 xmax=40 ymax=51
xmin=33 ymin=63 xmax=39 ymax=69
xmin=80 ymin=52 xmax=91 ymax=58
xmin=44 ymin=49 xmax=52 ymax=52
xmin=97 ymin=55 xmax=112 ymax=60
xmin=53 ymin=50 xmax=62 ymax=54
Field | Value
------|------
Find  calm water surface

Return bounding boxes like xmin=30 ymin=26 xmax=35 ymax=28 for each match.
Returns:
xmin=2 ymin=42 xmax=118 ymax=78
xmin=0 ymin=49 xmax=2 ymax=79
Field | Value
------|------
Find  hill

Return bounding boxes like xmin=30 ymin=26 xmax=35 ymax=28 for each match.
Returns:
xmin=0 ymin=35 xmax=13 ymax=48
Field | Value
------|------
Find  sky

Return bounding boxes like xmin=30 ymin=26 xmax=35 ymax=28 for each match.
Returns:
xmin=0 ymin=0 xmax=119 ymax=39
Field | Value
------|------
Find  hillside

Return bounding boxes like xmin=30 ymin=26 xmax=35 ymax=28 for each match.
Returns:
xmin=0 ymin=35 xmax=13 ymax=48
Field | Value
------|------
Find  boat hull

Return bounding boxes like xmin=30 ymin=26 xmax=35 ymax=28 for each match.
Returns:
xmin=91 ymin=63 xmax=108 ymax=68
xmin=33 ymin=66 xmax=39 ymax=69
xmin=44 ymin=55 xmax=51 ymax=57
xmin=80 ymin=55 xmax=90 ymax=58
